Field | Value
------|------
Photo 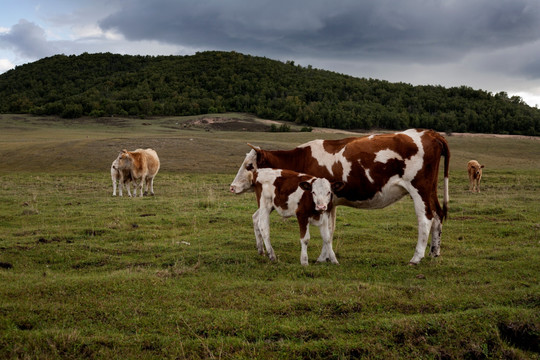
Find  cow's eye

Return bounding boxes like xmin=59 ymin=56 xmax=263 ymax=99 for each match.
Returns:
xmin=246 ymin=163 xmax=254 ymax=171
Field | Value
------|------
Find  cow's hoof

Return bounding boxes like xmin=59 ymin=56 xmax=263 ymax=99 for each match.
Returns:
xmin=408 ymin=261 xmax=419 ymax=266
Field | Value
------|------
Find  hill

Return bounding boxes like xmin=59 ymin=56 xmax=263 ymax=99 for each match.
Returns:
xmin=0 ymin=51 xmax=539 ymax=135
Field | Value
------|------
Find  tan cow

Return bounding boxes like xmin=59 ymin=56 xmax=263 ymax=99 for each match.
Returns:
xmin=467 ymin=160 xmax=484 ymax=193
xmin=117 ymin=148 xmax=160 ymax=197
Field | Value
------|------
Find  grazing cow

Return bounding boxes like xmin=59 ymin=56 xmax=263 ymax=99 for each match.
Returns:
xmin=231 ymin=129 xmax=450 ymax=265
xmin=111 ymin=155 xmax=132 ymax=197
xmin=234 ymin=168 xmax=344 ymax=265
xmin=467 ymin=160 xmax=484 ymax=193
xmin=117 ymin=148 xmax=160 ymax=197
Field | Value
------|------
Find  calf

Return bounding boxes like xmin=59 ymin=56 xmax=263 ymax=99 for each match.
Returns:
xmin=111 ymin=155 xmax=132 ymax=197
xmin=238 ymin=168 xmax=344 ymax=265
xmin=117 ymin=148 xmax=160 ymax=197
xmin=467 ymin=160 xmax=484 ymax=193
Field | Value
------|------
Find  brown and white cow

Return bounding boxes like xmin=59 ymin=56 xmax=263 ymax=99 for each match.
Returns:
xmin=111 ymin=154 xmax=132 ymax=197
xmin=230 ymin=129 xmax=450 ymax=265
xmin=235 ymin=168 xmax=344 ymax=265
xmin=117 ymin=148 xmax=160 ymax=197
xmin=467 ymin=160 xmax=484 ymax=193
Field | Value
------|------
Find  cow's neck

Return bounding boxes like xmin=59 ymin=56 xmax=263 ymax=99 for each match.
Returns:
xmin=259 ymin=148 xmax=307 ymax=171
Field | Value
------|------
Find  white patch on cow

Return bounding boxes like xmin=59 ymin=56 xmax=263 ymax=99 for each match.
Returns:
xmin=299 ymin=140 xmax=352 ymax=181
xmin=364 ymin=169 xmax=374 ymax=184
xmin=310 ymin=178 xmax=333 ymax=211
xmin=357 ymin=159 xmax=374 ymax=184
xmin=402 ymin=129 xmax=425 ymax=181
xmin=444 ymin=178 xmax=449 ymax=204
xmin=374 ymin=149 xmax=403 ymax=164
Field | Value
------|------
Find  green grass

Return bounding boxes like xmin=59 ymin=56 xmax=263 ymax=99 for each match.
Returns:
xmin=0 ymin=115 xmax=539 ymax=359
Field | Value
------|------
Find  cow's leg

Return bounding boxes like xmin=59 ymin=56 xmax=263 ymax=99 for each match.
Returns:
xmin=112 ymin=176 xmax=118 ymax=196
xmin=408 ymin=189 xmax=433 ymax=265
xmin=125 ymin=180 xmax=132 ymax=197
xmin=317 ymin=206 xmax=337 ymax=262
xmin=143 ymin=176 xmax=151 ymax=196
xmin=257 ymin=207 xmax=276 ymax=261
xmin=119 ymin=176 xmax=125 ymax=197
xmin=429 ymin=215 xmax=442 ymax=257
xmin=297 ymin=216 xmax=310 ymax=266
xmin=137 ymin=179 xmax=144 ymax=197
xmin=317 ymin=215 xmax=339 ymax=264
xmin=132 ymin=179 xmax=140 ymax=197
xmin=252 ymin=209 xmax=265 ymax=255
xmin=148 ymin=176 xmax=155 ymax=196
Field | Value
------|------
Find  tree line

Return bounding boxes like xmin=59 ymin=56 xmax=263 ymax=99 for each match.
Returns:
xmin=0 ymin=51 xmax=538 ymax=135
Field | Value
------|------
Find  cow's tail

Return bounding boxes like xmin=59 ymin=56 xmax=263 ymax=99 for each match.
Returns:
xmin=441 ymin=135 xmax=450 ymax=221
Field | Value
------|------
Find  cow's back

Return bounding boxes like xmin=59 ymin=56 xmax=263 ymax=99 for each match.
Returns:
xmin=258 ymin=129 xmax=447 ymax=207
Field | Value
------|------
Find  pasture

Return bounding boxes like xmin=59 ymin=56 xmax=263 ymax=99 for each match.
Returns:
xmin=0 ymin=114 xmax=539 ymax=359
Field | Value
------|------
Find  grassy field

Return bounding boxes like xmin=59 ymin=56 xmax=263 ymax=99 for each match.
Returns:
xmin=0 ymin=114 xmax=539 ymax=359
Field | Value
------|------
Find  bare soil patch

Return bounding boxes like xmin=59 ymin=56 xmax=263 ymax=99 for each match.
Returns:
xmin=181 ymin=116 xmax=271 ymax=132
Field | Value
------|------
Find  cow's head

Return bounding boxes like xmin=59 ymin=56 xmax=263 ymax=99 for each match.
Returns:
xmin=299 ymin=179 xmax=345 ymax=212
xmin=230 ymin=145 xmax=260 ymax=194
xmin=470 ymin=163 xmax=484 ymax=178
xmin=117 ymin=150 xmax=133 ymax=169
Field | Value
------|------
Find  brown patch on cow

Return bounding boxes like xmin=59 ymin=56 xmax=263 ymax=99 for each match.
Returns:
xmin=409 ymin=130 xmax=449 ymax=220
xmin=322 ymin=137 xmax=355 ymax=154
xmin=252 ymin=172 xmax=263 ymax=207
xmin=273 ymin=172 xmax=313 ymax=211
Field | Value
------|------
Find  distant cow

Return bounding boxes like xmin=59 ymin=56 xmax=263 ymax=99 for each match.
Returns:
xmin=467 ymin=160 xmax=484 ymax=193
xmin=111 ymin=155 xmax=132 ymax=197
xmin=116 ymin=148 xmax=160 ymax=197
xmin=235 ymin=168 xmax=344 ymax=265
xmin=231 ymin=129 xmax=450 ymax=265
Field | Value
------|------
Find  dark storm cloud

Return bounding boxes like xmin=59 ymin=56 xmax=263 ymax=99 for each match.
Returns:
xmin=99 ymin=0 xmax=540 ymax=62
xmin=0 ymin=20 xmax=59 ymax=59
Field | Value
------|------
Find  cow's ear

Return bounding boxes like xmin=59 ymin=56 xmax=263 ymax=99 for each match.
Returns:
xmin=299 ymin=181 xmax=312 ymax=192
xmin=332 ymin=181 xmax=345 ymax=192
xmin=122 ymin=149 xmax=128 ymax=153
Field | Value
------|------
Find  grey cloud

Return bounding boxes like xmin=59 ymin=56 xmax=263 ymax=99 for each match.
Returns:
xmin=99 ymin=0 xmax=540 ymax=63
xmin=0 ymin=20 xmax=59 ymax=59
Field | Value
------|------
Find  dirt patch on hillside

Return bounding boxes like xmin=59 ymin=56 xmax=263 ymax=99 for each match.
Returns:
xmin=447 ymin=132 xmax=540 ymax=141
xmin=181 ymin=116 xmax=272 ymax=132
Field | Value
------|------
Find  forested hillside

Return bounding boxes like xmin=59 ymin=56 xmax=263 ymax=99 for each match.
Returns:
xmin=0 ymin=51 xmax=538 ymax=135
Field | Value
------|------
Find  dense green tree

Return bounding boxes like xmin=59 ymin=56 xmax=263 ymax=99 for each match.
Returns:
xmin=0 ymin=51 xmax=539 ymax=135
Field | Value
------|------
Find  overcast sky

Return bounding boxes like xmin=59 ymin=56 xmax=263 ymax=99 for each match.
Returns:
xmin=1 ymin=0 xmax=540 ymax=107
